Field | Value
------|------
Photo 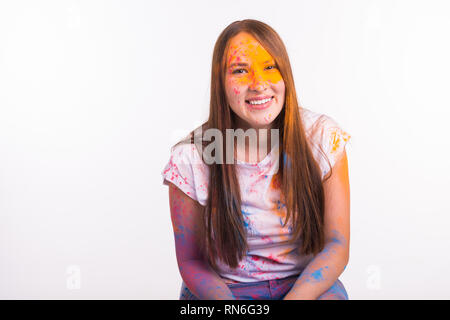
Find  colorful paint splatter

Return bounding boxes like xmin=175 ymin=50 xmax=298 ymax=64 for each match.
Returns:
xmin=162 ymin=106 xmax=351 ymax=283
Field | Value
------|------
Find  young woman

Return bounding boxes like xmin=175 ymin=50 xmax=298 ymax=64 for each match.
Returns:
xmin=162 ymin=19 xmax=351 ymax=300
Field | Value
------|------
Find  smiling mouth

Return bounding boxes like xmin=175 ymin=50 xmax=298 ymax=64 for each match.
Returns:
xmin=245 ymin=96 xmax=274 ymax=109
xmin=245 ymin=96 xmax=274 ymax=104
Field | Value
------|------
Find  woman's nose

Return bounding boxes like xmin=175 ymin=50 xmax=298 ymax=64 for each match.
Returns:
xmin=248 ymin=70 xmax=268 ymax=91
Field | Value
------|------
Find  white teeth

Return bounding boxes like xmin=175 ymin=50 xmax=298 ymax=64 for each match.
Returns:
xmin=248 ymin=97 xmax=272 ymax=105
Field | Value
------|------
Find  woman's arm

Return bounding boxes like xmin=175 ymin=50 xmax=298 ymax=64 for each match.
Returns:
xmin=168 ymin=183 xmax=236 ymax=300
xmin=283 ymin=151 xmax=350 ymax=300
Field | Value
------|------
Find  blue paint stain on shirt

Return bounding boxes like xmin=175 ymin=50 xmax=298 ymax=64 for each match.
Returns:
xmin=276 ymin=200 xmax=286 ymax=210
xmin=242 ymin=210 xmax=260 ymax=236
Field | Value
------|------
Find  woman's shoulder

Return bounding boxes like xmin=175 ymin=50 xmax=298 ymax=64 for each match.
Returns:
xmin=299 ymin=106 xmax=349 ymax=144
xmin=299 ymin=106 xmax=351 ymax=178
xmin=162 ymin=124 xmax=209 ymax=206
xmin=169 ymin=124 xmax=207 ymax=165
xmin=300 ymin=106 xmax=340 ymax=133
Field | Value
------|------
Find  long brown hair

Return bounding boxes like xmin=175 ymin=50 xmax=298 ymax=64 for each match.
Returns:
xmin=176 ymin=19 xmax=332 ymax=270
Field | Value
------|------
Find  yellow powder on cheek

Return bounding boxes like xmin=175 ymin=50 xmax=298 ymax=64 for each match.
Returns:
xmin=249 ymin=45 xmax=283 ymax=84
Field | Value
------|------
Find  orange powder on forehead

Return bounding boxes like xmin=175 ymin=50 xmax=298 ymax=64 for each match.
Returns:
xmin=227 ymin=34 xmax=283 ymax=85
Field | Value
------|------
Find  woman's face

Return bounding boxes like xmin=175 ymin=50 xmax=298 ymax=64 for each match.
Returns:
xmin=224 ymin=32 xmax=285 ymax=129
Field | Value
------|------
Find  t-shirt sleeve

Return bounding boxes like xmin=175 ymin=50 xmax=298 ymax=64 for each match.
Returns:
xmin=314 ymin=115 xmax=352 ymax=180
xmin=161 ymin=143 xmax=206 ymax=204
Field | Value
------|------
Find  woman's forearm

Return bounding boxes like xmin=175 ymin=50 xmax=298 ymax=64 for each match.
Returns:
xmin=283 ymin=240 xmax=348 ymax=300
xmin=179 ymin=259 xmax=236 ymax=300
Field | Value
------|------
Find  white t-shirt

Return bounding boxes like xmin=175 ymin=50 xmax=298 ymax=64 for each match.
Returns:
xmin=161 ymin=107 xmax=351 ymax=283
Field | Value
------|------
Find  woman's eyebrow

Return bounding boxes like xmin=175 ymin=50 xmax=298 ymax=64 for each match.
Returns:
xmin=229 ymin=60 xmax=274 ymax=68
xmin=229 ymin=62 xmax=249 ymax=68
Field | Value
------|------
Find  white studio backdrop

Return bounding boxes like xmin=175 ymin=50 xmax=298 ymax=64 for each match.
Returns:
xmin=0 ymin=0 xmax=449 ymax=299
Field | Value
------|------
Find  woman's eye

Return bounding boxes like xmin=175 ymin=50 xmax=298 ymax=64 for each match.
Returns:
xmin=265 ymin=65 xmax=277 ymax=70
xmin=232 ymin=68 xmax=247 ymax=74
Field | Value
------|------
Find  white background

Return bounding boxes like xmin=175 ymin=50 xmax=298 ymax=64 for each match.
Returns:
xmin=1 ymin=0 xmax=449 ymax=299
